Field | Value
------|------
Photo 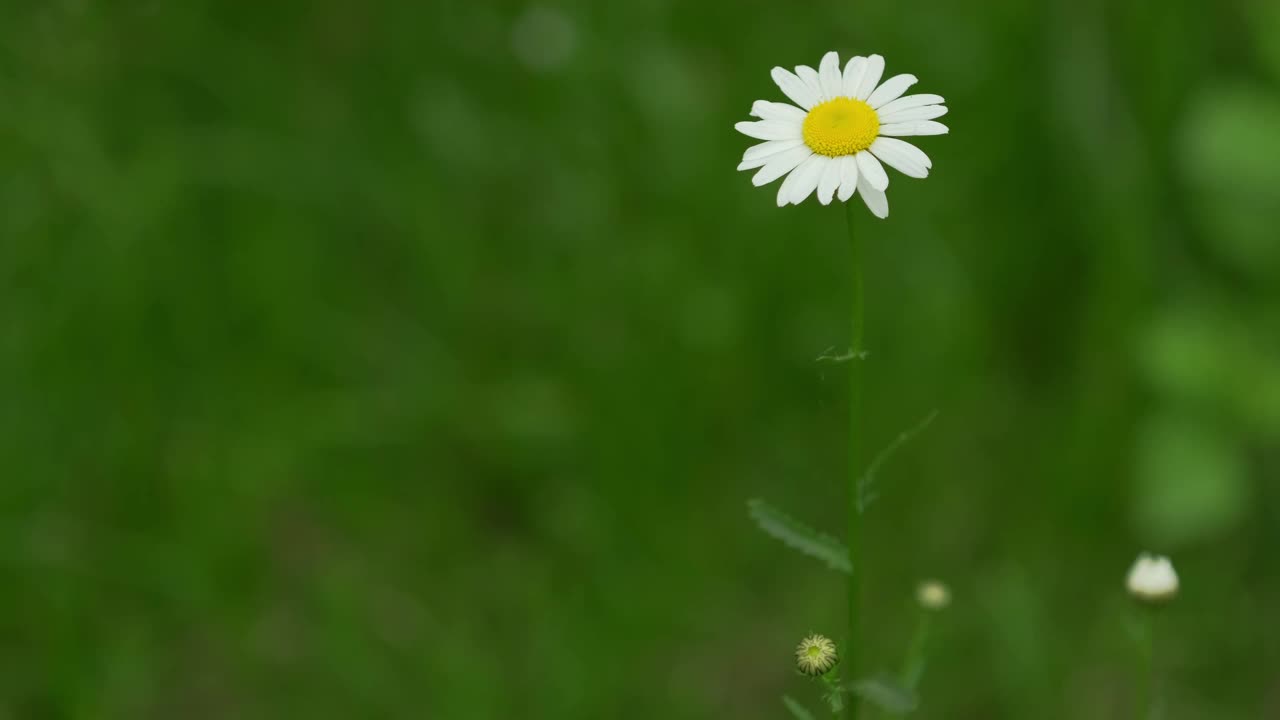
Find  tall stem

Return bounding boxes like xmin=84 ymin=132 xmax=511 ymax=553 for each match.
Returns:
xmin=1136 ymin=611 xmax=1155 ymax=720
xmin=844 ymin=200 xmax=865 ymax=720
xmin=900 ymin=611 xmax=932 ymax=690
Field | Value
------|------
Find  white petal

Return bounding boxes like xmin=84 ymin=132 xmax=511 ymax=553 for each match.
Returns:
xmin=860 ymin=182 xmax=889 ymax=219
xmin=818 ymin=52 xmax=842 ymax=101
xmin=841 ymin=57 xmax=867 ymax=98
xmin=855 ymin=54 xmax=885 ymax=100
xmin=878 ymin=105 xmax=948 ymax=124
xmin=752 ymin=145 xmax=814 ymax=186
xmin=837 ymin=155 xmax=859 ymax=202
xmin=869 ymin=137 xmax=931 ymax=178
xmin=775 ymin=159 xmax=806 ymax=206
xmin=738 ymin=139 xmax=806 ymax=170
xmin=816 ymin=156 xmax=842 ymax=205
xmin=750 ymin=100 xmax=808 ymax=123
xmin=875 ymin=94 xmax=945 ymax=116
xmin=794 ymin=65 xmax=823 ymax=101
xmin=786 ymin=154 xmax=827 ymax=205
xmin=866 ymin=74 xmax=918 ymax=109
xmin=742 ymin=138 xmax=805 ymax=162
xmin=776 ymin=171 xmax=797 ymax=205
xmin=879 ymin=121 xmax=949 ymax=137
xmin=734 ymin=120 xmax=802 ymax=141
xmin=855 ymin=151 xmax=889 ymax=191
xmin=771 ymin=67 xmax=820 ymax=110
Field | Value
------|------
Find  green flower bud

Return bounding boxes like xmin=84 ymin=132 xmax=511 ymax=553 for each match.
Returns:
xmin=795 ymin=634 xmax=839 ymax=677
xmin=917 ymin=580 xmax=951 ymax=611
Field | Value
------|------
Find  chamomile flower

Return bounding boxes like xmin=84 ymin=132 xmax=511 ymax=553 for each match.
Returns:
xmin=795 ymin=634 xmax=839 ymax=676
xmin=735 ymin=51 xmax=948 ymax=217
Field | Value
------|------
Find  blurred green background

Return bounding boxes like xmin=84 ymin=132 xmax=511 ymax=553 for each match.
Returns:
xmin=2 ymin=0 xmax=1279 ymax=717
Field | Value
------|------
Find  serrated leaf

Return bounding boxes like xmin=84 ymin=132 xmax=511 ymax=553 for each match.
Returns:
xmin=850 ymin=675 xmax=919 ymax=715
xmin=747 ymin=499 xmax=850 ymax=574
xmin=782 ymin=695 xmax=816 ymax=720
xmin=824 ymin=688 xmax=845 ymax=713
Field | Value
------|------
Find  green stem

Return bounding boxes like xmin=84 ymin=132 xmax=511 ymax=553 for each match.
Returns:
xmin=901 ymin=611 xmax=932 ymax=691
xmin=868 ymin=610 xmax=932 ymax=720
xmin=822 ymin=672 xmax=845 ymax=717
xmin=844 ymin=199 xmax=865 ymax=720
xmin=1136 ymin=611 xmax=1155 ymax=720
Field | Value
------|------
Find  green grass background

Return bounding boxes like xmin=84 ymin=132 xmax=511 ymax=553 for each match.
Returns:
xmin=2 ymin=0 xmax=1279 ymax=717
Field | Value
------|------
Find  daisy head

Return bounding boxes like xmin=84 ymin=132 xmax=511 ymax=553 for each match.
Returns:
xmin=735 ymin=51 xmax=948 ymax=217
xmin=794 ymin=634 xmax=839 ymax=676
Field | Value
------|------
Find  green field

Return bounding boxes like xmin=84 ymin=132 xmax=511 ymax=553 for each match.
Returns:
xmin=2 ymin=1 xmax=1279 ymax=717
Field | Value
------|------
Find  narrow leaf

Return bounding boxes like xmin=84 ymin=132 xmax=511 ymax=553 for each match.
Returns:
xmin=747 ymin=499 xmax=850 ymax=574
xmin=782 ymin=695 xmax=817 ymax=720
xmin=849 ymin=674 xmax=919 ymax=715
xmin=858 ymin=410 xmax=939 ymax=513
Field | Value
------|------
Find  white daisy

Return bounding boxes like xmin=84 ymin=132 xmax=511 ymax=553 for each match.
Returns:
xmin=735 ymin=51 xmax=948 ymax=217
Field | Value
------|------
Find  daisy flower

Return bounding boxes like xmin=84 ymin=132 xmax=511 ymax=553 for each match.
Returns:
xmin=735 ymin=51 xmax=948 ymax=217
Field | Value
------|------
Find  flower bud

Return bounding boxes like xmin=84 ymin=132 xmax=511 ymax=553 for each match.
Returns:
xmin=916 ymin=580 xmax=951 ymax=610
xmin=1126 ymin=553 xmax=1179 ymax=604
xmin=795 ymin=634 xmax=839 ymax=676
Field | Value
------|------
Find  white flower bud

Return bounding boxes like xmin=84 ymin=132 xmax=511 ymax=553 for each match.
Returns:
xmin=1126 ymin=553 xmax=1179 ymax=603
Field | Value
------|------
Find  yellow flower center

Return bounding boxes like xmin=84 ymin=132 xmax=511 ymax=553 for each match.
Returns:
xmin=802 ymin=97 xmax=880 ymax=157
